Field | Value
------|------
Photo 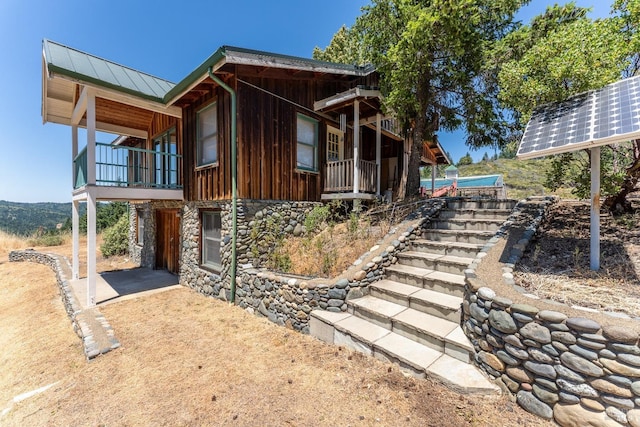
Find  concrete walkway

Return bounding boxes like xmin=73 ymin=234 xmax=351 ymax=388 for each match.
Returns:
xmin=70 ymin=268 xmax=180 ymax=309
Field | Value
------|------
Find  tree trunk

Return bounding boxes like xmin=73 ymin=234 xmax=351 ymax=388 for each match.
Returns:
xmin=604 ymin=139 xmax=640 ymax=213
xmin=405 ymin=121 xmax=425 ymax=197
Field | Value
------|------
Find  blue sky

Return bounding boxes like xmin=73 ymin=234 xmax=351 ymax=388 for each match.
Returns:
xmin=0 ymin=0 xmax=611 ymax=202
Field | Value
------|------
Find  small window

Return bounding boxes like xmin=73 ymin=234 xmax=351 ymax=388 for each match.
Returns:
xmin=297 ymin=114 xmax=318 ymax=171
xmin=201 ymin=211 xmax=222 ymax=270
xmin=197 ymin=102 xmax=218 ymax=166
xmin=136 ymin=209 xmax=144 ymax=246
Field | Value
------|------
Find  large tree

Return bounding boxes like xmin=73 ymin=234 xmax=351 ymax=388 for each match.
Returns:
xmin=315 ymin=0 xmax=526 ymax=197
xmin=496 ymin=2 xmax=639 ymax=210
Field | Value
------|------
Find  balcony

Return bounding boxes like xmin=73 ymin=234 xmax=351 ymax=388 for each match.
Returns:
xmin=73 ymin=142 xmax=183 ymax=201
xmin=322 ymin=158 xmax=377 ymax=200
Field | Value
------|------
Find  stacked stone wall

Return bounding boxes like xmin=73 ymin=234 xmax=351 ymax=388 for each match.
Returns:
xmin=463 ymin=197 xmax=640 ymax=426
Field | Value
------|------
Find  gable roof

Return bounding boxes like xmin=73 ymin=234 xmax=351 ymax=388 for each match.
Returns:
xmin=43 ymin=39 xmax=176 ymax=103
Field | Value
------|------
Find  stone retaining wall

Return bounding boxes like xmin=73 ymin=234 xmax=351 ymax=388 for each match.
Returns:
xmin=8 ymin=250 xmax=119 ymax=359
xmin=463 ymin=197 xmax=640 ymax=427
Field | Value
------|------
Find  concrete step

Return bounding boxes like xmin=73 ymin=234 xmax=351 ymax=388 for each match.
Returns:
xmin=411 ymin=239 xmax=483 ymax=258
xmin=385 ymin=265 xmax=466 ymax=297
xmin=309 ymin=310 xmax=500 ymax=395
xmin=446 ymin=199 xmax=517 ymax=210
xmin=347 ymin=295 xmax=473 ymax=363
xmin=437 ymin=208 xmax=512 ymax=220
xmin=422 ymin=229 xmax=494 ymax=244
xmin=370 ymin=279 xmax=462 ymax=322
xmin=397 ymin=251 xmax=473 ymax=275
xmin=431 ymin=218 xmax=504 ymax=232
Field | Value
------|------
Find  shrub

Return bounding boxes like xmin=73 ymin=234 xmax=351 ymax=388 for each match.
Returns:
xmin=100 ymin=213 xmax=129 ymax=257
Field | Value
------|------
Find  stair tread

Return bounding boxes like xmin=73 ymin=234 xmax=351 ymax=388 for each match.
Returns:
xmin=334 ymin=314 xmax=391 ymax=343
xmin=393 ymin=306 xmax=459 ymax=339
xmin=371 ymin=279 xmax=422 ymax=297
xmin=445 ymin=326 xmax=474 ymax=352
xmin=427 ymin=354 xmax=500 ymax=395
xmin=425 ymin=270 xmax=466 ymax=285
xmin=413 ymin=239 xmax=484 ymax=250
xmin=386 ymin=265 xmax=465 ymax=285
xmin=425 ymin=229 xmax=494 ymax=235
xmin=385 ymin=264 xmax=434 ymax=277
xmin=375 ymin=331 xmax=443 ymax=369
xmin=350 ymin=295 xmax=408 ymax=318
xmin=412 ymin=288 xmax=462 ymax=310
xmin=401 ymin=251 xmax=474 ymax=265
xmin=434 ymin=218 xmax=505 ymax=223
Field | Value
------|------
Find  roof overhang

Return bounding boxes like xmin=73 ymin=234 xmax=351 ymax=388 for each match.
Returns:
xmin=314 ymin=87 xmax=382 ymax=113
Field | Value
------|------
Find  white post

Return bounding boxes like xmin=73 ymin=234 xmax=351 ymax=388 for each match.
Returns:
xmin=72 ymin=200 xmax=79 ymax=280
xmin=72 ymin=125 xmax=78 ymax=187
xmin=376 ymin=113 xmax=381 ymax=196
xmin=86 ymin=90 xmax=97 ymax=307
xmin=353 ymin=100 xmax=360 ymax=194
xmin=590 ymin=147 xmax=601 ymax=271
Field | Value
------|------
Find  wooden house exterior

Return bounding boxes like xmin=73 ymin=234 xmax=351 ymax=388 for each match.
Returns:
xmin=41 ymin=40 xmax=448 ymax=306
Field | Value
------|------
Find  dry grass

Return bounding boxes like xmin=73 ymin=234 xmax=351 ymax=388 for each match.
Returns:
xmin=0 ymin=232 xmax=551 ymax=426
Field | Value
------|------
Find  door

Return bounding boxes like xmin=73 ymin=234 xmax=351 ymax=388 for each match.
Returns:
xmin=156 ymin=209 xmax=180 ymax=274
xmin=327 ymin=125 xmax=344 ymax=162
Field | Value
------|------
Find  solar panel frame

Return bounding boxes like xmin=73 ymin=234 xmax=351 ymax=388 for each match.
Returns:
xmin=517 ymin=75 xmax=640 ymax=159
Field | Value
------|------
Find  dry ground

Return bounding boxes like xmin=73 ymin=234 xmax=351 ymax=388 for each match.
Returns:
xmin=0 ymin=232 xmax=552 ymax=426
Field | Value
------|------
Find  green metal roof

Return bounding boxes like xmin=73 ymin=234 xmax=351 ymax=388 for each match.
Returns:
xmin=445 ymin=165 xmax=458 ymax=171
xmin=43 ymin=39 xmax=176 ymax=103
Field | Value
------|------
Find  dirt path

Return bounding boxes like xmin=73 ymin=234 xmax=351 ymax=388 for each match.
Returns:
xmin=0 ymin=245 xmax=552 ymax=426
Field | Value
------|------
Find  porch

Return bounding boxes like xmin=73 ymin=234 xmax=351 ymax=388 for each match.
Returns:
xmin=322 ymin=158 xmax=377 ymax=200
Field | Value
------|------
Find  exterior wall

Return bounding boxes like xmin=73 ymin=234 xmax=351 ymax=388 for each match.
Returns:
xmin=463 ymin=197 xmax=640 ymax=426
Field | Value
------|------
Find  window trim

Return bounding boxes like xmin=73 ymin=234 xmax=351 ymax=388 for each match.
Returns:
xmin=296 ymin=113 xmax=319 ymax=172
xmin=200 ymin=210 xmax=222 ymax=272
xmin=152 ymin=127 xmax=178 ymax=187
xmin=197 ymin=101 xmax=218 ymax=167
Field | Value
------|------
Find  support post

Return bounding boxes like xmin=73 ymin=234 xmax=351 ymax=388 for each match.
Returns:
xmin=590 ymin=147 xmax=601 ymax=271
xmin=87 ymin=190 xmax=97 ymax=307
xmin=431 ymin=163 xmax=436 ymax=194
xmin=86 ymin=90 xmax=96 ymax=185
xmin=353 ymin=100 xmax=360 ymax=194
xmin=72 ymin=200 xmax=79 ymax=280
xmin=376 ymin=113 xmax=381 ymax=196
xmin=72 ymin=125 xmax=78 ymax=188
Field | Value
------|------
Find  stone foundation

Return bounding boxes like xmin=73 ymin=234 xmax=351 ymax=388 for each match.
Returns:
xmin=463 ymin=197 xmax=640 ymax=427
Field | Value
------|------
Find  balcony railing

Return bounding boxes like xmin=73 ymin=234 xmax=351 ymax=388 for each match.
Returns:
xmin=324 ymin=158 xmax=377 ymax=193
xmin=73 ymin=142 xmax=182 ymax=190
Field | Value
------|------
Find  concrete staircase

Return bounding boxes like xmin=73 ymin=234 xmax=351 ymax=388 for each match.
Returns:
xmin=310 ymin=199 xmax=516 ymax=394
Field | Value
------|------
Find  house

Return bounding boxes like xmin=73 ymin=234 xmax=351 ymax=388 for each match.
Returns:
xmin=41 ymin=39 xmax=448 ymax=306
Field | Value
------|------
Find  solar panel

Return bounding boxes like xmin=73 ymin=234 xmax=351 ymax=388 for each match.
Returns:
xmin=517 ymin=75 xmax=640 ymax=159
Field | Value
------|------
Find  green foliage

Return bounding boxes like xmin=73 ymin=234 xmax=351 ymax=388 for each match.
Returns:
xmin=304 ymin=204 xmax=331 ymax=234
xmin=100 ymin=213 xmax=129 ymax=257
xmin=0 ymin=201 xmax=78 ymax=236
xmin=80 ymin=202 xmax=129 ymax=234
xmin=28 ymin=230 xmax=66 ymax=247
xmin=457 ymin=153 xmax=473 ymax=166
xmin=313 ymin=25 xmax=366 ymax=65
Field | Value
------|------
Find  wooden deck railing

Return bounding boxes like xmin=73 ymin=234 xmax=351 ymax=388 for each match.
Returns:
xmin=324 ymin=159 xmax=377 ymax=193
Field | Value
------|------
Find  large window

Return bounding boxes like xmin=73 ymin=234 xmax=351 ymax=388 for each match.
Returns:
xmin=197 ymin=102 xmax=218 ymax=166
xmin=153 ymin=128 xmax=177 ymax=187
xmin=296 ymin=114 xmax=318 ymax=171
xmin=201 ymin=211 xmax=222 ymax=270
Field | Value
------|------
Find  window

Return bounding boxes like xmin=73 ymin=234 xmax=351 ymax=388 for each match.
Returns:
xmin=136 ymin=209 xmax=144 ymax=246
xmin=326 ymin=125 xmax=343 ymax=162
xmin=201 ymin=211 xmax=222 ymax=270
xmin=296 ymin=114 xmax=318 ymax=171
xmin=153 ymin=127 xmax=177 ymax=187
xmin=197 ymin=102 xmax=218 ymax=166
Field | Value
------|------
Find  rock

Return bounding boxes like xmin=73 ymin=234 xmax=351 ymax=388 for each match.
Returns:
xmin=505 ymin=343 xmax=529 ymax=360
xmin=533 ymin=384 xmax=559 ymax=405
xmin=580 ymin=398 xmax=605 ymax=412
xmin=569 ymin=344 xmax=598 ymax=361
xmin=603 ymin=325 xmax=639 ymax=344
xmin=486 ymin=334 xmax=503 ymax=348
xmin=346 ymin=288 xmax=364 ymax=301
xmin=524 ymin=361 xmax=557 ymax=380
xmin=552 ymin=331 xmax=577 ymax=345
xmin=328 ymin=288 xmax=347 ymax=299
xmin=619 ymin=353 xmax=640 ymax=367
xmin=560 ymin=352 xmax=604 ymax=377
xmin=605 ymin=407 xmax=627 ymax=425
xmin=577 ymin=338 xmax=606 ymax=351
xmin=611 ymin=343 xmax=640 ymax=355
xmin=334 ymin=279 xmax=349 ymax=289
xmin=599 ymin=349 xmax=617 ymax=359
xmin=553 ymin=403 xmax=621 ymax=427
xmin=601 ymin=394 xmax=635 ymax=409
xmin=489 ymin=310 xmax=517 ymax=334
xmin=520 ymin=322 xmax=552 ymax=344
xmin=353 ymin=270 xmax=367 ymax=281
xmin=632 ymin=381 xmax=640 ymax=396
xmin=501 ymin=374 xmax=520 ymax=393
xmin=293 ymin=223 xmax=304 ymax=236
xmin=558 ymin=392 xmax=581 ymax=404
xmin=478 ymin=351 xmax=505 ymax=371
xmin=492 ymin=296 xmax=513 ymax=308
xmin=628 ymin=409 xmax=640 ymax=427
xmin=529 ymin=348 xmax=554 ymax=364
xmin=503 ymin=334 xmax=524 ymax=348
xmin=496 ymin=350 xmax=519 ymax=366
xmin=556 ymin=379 xmax=598 ymax=398
xmin=511 ymin=303 xmax=539 ymax=316
xmin=517 ymin=391 xmax=553 ymax=419
xmin=538 ymin=310 xmax=568 ymax=323
xmin=506 ymin=366 xmax=533 ymax=383
xmin=470 ymin=303 xmax=489 ymax=322
xmin=566 ymin=317 xmax=601 ymax=334
xmin=590 ymin=379 xmax=633 ymax=397
xmin=477 ymin=286 xmax=496 ymax=300
xmin=542 ymin=343 xmax=560 ymax=357
xmin=601 ymin=359 xmax=640 ymax=377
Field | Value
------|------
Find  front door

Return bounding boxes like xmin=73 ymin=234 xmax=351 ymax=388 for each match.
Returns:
xmin=156 ymin=209 xmax=180 ymax=274
xmin=327 ymin=125 xmax=344 ymax=162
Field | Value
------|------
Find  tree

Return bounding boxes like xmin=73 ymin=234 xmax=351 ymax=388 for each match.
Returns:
xmin=458 ymin=153 xmax=473 ymax=166
xmin=317 ymin=0 xmax=526 ymax=197
xmin=482 ymin=152 xmax=490 ymax=162
xmin=313 ymin=25 xmax=366 ymax=65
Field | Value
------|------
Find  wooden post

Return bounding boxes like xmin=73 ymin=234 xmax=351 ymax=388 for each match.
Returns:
xmin=376 ymin=113 xmax=381 ymax=196
xmin=590 ymin=147 xmax=601 ymax=271
xmin=353 ymin=100 xmax=360 ymax=194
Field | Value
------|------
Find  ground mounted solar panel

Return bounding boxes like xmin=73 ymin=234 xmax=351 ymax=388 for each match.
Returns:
xmin=517 ymin=75 xmax=640 ymax=159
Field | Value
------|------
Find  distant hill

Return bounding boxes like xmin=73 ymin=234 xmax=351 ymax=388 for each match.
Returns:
xmin=456 ymin=157 xmax=555 ymax=200
xmin=0 ymin=201 xmax=73 ymax=235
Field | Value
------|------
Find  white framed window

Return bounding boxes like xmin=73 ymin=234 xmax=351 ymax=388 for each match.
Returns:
xmin=201 ymin=210 xmax=222 ymax=270
xmin=326 ymin=125 xmax=344 ymax=162
xmin=136 ymin=209 xmax=144 ymax=246
xmin=296 ymin=114 xmax=318 ymax=171
xmin=197 ymin=102 xmax=218 ymax=166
